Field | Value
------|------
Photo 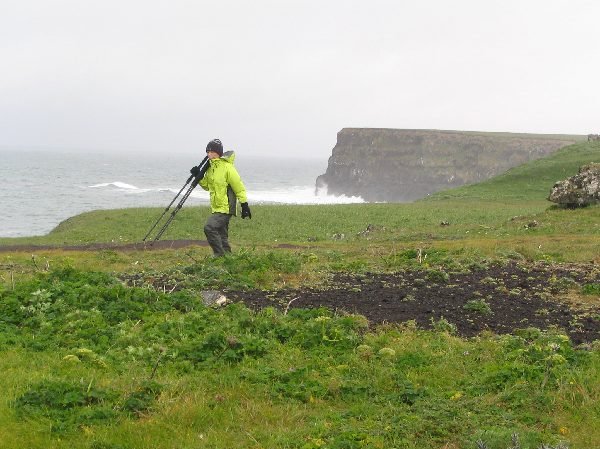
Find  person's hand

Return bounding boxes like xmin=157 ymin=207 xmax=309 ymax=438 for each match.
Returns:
xmin=190 ymin=165 xmax=200 ymax=176
xmin=241 ymin=202 xmax=252 ymax=219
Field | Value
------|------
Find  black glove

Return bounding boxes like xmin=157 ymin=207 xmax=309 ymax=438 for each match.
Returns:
xmin=241 ymin=202 xmax=252 ymax=219
xmin=190 ymin=165 xmax=200 ymax=177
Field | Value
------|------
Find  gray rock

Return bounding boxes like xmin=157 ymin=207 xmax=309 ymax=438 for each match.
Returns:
xmin=200 ymin=290 xmax=229 ymax=307
xmin=548 ymin=163 xmax=600 ymax=207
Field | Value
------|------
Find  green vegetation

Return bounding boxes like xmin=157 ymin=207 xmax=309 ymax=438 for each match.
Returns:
xmin=0 ymin=141 xmax=599 ymax=448
xmin=582 ymin=283 xmax=600 ymax=296
xmin=1 ymin=268 xmax=599 ymax=448
xmin=427 ymin=141 xmax=600 ymax=201
xmin=463 ymin=298 xmax=493 ymax=315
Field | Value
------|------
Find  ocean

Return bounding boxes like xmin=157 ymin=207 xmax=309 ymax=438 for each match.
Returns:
xmin=0 ymin=149 xmax=363 ymax=238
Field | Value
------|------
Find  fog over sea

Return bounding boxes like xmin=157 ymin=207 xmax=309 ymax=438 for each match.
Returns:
xmin=0 ymin=149 xmax=364 ymax=238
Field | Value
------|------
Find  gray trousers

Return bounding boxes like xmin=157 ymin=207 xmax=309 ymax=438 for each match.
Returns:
xmin=204 ymin=213 xmax=232 ymax=256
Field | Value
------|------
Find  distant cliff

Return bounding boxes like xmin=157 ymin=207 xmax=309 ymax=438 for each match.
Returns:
xmin=316 ymin=129 xmax=584 ymax=202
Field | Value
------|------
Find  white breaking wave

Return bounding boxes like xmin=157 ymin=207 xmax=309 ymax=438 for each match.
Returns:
xmin=89 ymin=182 xmax=141 ymax=190
xmin=88 ymin=182 xmax=180 ymax=195
xmin=87 ymin=182 xmax=363 ymax=204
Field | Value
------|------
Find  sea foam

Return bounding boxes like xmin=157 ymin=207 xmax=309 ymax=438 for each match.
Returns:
xmin=88 ymin=183 xmax=363 ymax=204
xmin=89 ymin=182 xmax=140 ymax=190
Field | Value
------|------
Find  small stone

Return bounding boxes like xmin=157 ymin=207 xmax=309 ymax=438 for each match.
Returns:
xmin=200 ymin=290 xmax=228 ymax=307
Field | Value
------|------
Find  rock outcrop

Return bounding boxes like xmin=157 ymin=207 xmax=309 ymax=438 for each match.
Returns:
xmin=316 ymin=129 xmax=583 ymax=202
xmin=548 ymin=163 xmax=600 ymax=207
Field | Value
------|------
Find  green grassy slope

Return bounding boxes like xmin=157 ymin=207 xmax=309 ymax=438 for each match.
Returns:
xmin=2 ymin=272 xmax=598 ymax=449
xmin=425 ymin=141 xmax=600 ymax=201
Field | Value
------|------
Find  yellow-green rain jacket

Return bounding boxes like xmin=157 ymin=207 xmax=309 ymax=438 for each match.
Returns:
xmin=199 ymin=151 xmax=248 ymax=215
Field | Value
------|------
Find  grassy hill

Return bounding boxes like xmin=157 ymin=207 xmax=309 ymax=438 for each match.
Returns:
xmin=425 ymin=141 xmax=600 ymax=201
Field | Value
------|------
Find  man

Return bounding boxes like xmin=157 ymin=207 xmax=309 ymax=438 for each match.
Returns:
xmin=191 ymin=139 xmax=251 ymax=257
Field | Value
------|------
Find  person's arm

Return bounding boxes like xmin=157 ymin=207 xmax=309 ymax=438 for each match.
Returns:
xmin=226 ymin=167 xmax=247 ymax=203
xmin=227 ymin=167 xmax=251 ymax=218
xmin=199 ymin=175 xmax=209 ymax=191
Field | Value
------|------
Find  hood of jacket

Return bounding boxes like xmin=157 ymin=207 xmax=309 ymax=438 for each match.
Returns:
xmin=210 ymin=150 xmax=235 ymax=166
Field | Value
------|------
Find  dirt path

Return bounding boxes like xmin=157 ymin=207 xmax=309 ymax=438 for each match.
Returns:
xmin=0 ymin=240 xmax=303 ymax=253
xmin=0 ymin=240 xmax=208 ymax=252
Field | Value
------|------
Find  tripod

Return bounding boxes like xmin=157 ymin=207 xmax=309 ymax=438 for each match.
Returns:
xmin=143 ymin=156 xmax=209 ymax=242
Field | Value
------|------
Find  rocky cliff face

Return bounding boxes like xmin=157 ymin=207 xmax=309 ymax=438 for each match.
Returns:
xmin=316 ymin=129 xmax=583 ymax=202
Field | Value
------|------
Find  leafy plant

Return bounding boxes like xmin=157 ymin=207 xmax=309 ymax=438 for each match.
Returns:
xmin=582 ymin=283 xmax=600 ymax=295
xmin=13 ymin=377 xmax=165 ymax=432
xmin=431 ymin=317 xmax=457 ymax=334
xmin=479 ymin=329 xmax=587 ymax=393
xmin=13 ymin=379 xmax=119 ymax=432
xmin=182 ymin=249 xmax=302 ymax=289
xmin=426 ymin=269 xmax=450 ymax=283
xmin=463 ymin=298 xmax=493 ymax=315
xmin=121 ymin=380 xmax=163 ymax=416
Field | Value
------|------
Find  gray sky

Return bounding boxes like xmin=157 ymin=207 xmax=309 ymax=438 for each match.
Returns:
xmin=1 ymin=0 xmax=599 ymax=159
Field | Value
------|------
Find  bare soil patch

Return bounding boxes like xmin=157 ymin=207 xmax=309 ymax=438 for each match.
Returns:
xmin=227 ymin=262 xmax=600 ymax=344
xmin=0 ymin=240 xmax=303 ymax=253
xmin=0 ymin=240 xmax=208 ymax=252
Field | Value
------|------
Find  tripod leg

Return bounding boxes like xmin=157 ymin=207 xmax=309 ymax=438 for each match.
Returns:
xmin=153 ymin=180 xmax=198 ymax=241
xmin=143 ymin=175 xmax=193 ymax=242
xmin=146 ymin=156 xmax=208 ymax=242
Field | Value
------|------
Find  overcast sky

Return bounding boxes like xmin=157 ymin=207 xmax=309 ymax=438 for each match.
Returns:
xmin=1 ymin=0 xmax=599 ymax=159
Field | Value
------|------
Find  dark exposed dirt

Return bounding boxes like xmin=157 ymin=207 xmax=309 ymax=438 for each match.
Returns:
xmin=0 ymin=240 xmax=209 ymax=252
xmin=227 ymin=262 xmax=600 ymax=344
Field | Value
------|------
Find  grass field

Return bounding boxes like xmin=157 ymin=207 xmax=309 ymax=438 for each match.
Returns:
xmin=0 ymin=141 xmax=599 ymax=449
